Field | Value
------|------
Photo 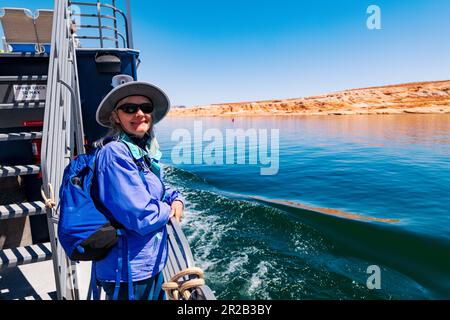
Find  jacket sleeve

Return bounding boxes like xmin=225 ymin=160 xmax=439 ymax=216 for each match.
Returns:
xmin=160 ymin=165 xmax=186 ymax=207
xmin=95 ymin=143 xmax=171 ymax=236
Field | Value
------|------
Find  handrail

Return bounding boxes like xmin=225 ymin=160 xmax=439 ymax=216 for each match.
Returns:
xmin=68 ymin=0 xmax=130 ymax=48
xmin=164 ymin=218 xmax=216 ymax=300
xmin=70 ymin=1 xmax=126 ymax=13
xmin=69 ymin=1 xmax=128 ymax=21
xmin=72 ymin=13 xmax=117 ymax=20
xmin=74 ymin=33 xmax=126 ymax=47
xmin=41 ymin=0 xmax=85 ymax=300
xmin=96 ymin=1 xmax=103 ymax=47
xmin=170 ymin=218 xmax=196 ymax=267
xmin=111 ymin=0 xmax=119 ymax=48
xmin=77 ymin=24 xmax=127 ymax=45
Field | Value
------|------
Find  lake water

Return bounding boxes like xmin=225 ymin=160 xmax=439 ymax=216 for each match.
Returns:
xmin=156 ymin=114 xmax=450 ymax=299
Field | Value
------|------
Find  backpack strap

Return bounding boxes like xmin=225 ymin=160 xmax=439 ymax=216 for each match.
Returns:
xmin=124 ymin=231 xmax=134 ymax=300
xmin=89 ymin=233 xmax=134 ymax=301
xmin=90 ymin=262 xmax=100 ymax=300
xmin=112 ymin=229 xmax=123 ymax=300
xmin=112 ymin=229 xmax=135 ymax=301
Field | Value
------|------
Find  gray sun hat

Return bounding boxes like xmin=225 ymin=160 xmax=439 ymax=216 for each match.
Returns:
xmin=96 ymin=81 xmax=171 ymax=128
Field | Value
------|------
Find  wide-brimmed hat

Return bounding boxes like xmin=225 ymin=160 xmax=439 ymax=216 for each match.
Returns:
xmin=96 ymin=81 xmax=170 ymax=128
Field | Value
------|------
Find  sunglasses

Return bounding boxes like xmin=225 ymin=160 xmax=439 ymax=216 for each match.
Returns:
xmin=116 ymin=103 xmax=154 ymax=114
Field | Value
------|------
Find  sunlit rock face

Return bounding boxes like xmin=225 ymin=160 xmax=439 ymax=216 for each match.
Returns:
xmin=169 ymin=80 xmax=450 ymax=117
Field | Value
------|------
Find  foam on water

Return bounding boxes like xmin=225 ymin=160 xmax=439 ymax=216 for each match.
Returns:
xmin=248 ymin=261 xmax=279 ymax=299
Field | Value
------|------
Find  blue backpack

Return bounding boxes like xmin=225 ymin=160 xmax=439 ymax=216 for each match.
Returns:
xmin=58 ymin=148 xmax=119 ymax=261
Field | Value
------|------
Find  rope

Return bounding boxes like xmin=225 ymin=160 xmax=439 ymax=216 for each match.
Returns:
xmin=35 ymin=43 xmax=45 ymax=54
xmin=162 ymin=267 xmax=205 ymax=300
xmin=41 ymin=183 xmax=56 ymax=209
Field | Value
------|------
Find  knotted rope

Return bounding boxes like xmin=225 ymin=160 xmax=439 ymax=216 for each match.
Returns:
xmin=162 ymin=267 xmax=205 ymax=300
xmin=41 ymin=183 xmax=56 ymax=209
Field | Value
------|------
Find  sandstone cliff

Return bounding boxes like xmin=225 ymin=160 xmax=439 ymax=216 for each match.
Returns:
xmin=169 ymin=80 xmax=450 ymax=117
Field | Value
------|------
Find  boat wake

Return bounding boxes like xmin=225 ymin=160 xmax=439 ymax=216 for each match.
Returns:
xmin=163 ymin=165 xmax=450 ymax=299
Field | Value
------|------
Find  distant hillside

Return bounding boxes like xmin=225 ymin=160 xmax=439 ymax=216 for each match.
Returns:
xmin=169 ymin=80 xmax=450 ymax=117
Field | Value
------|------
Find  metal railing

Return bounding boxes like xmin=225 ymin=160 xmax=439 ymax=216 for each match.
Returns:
xmin=68 ymin=0 xmax=132 ymax=48
xmin=164 ymin=218 xmax=216 ymax=300
xmin=41 ymin=0 xmax=85 ymax=300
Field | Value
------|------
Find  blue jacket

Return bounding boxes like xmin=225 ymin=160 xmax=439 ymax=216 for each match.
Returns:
xmin=93 ymin=136 xmax=184 ymax=282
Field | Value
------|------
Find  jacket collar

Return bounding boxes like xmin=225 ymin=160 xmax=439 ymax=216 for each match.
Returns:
xmin=118 ymin=132 xmax=162 ymax=161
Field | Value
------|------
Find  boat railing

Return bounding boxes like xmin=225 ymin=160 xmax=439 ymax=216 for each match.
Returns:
xmin=68 ymin=0 xmax=132 ymax=49
xmin=164 ymin=218 xmax=216 ymax=300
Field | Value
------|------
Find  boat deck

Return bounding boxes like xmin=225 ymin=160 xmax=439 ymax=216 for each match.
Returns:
xmin=0 ymin=260 xmax=93 ymax=300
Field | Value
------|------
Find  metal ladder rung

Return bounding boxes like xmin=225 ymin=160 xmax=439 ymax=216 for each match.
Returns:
xmin=0 ymin=243 xmax=52 ymax=270
xmin=0 ymin=201 xmax=46 ymax=220
xmin=0 ymin=132 xmax=42 ymax=142
xmin=0 ymin=102 xmax=46 ymax=110
xmin=12 ymin=292 xmax=57 ymax=300
xmin=0 ymin=75 xmax=48 ymax=83
xmin=0 ymin=165 xmax=40 ymax=177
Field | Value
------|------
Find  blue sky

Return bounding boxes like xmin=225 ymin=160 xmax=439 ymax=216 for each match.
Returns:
xmin=2 ymin=0 xmax=450 ymax=106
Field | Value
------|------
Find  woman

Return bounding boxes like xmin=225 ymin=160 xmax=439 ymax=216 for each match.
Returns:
xmin=92 ymin=80 xmax=184 ymax=300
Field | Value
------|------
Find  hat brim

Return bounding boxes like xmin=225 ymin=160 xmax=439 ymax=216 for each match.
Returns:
xmin=96 ymin=81 xmax=170 ymax=128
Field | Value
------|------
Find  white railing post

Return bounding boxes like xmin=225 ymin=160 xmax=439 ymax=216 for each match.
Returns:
xmin=125 ymin=0 xmax=133 ymax=48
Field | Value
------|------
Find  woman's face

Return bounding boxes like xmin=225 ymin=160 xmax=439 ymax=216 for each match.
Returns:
xmin=113 ymin=95 xmax=152 ymax=138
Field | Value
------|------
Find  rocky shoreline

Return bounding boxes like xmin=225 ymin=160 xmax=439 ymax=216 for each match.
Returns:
xmin=168 ymin=80 xmax=450 ymax=117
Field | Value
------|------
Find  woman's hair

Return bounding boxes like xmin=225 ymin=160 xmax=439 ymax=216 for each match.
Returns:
xmin=93 ymin=113 xmax=155 ymax=148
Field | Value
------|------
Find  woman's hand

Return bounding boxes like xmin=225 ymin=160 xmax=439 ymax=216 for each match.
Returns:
xmin=170 ymin=200 xmax=184 ymax=223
